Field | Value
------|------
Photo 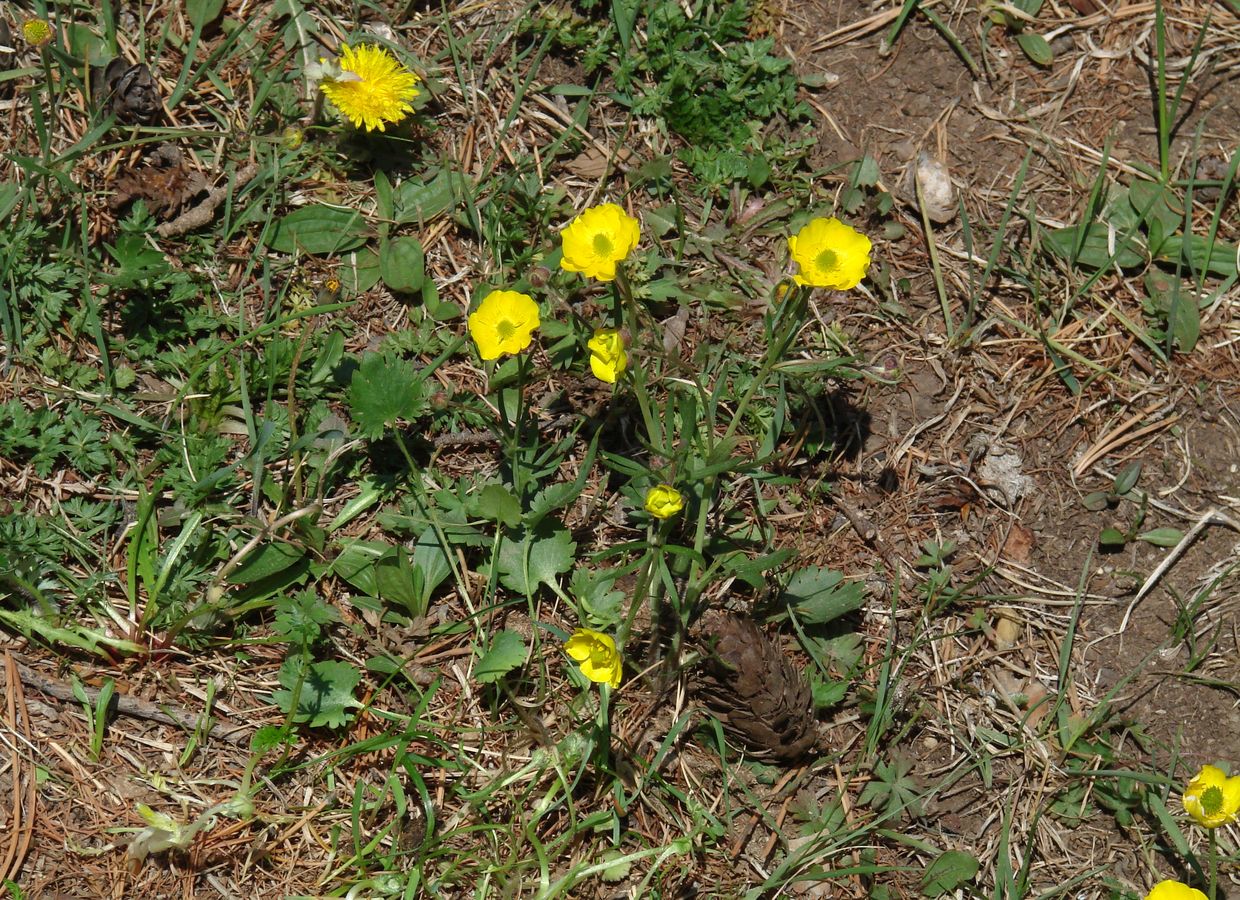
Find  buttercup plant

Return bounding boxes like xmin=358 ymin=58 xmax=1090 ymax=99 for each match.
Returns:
xmin=467 ymin=290 xmax=541 ymax=361
xmin=1182 ymin=764 xmax=1240 ymax=828
xmin=644 ymin=484 xmax=685 ymax=520
xmin=788 ymin=216 xmax=872 ymax=289
xmin=587 ymin=327 xmax=627 ymax=383
xmin=564 ymin=628 xmax=623 ymax=688
xmin=559 ymin=203 xmax=640 ymax=282
xmin=1146 ymin=882 xmax=1207 ymax=900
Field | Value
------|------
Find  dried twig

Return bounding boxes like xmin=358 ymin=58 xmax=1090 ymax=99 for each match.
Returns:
xmin=156 ymin=162 xmax=260 ymax=238
xmin=1 ymin=660 xmax=250 ymax=746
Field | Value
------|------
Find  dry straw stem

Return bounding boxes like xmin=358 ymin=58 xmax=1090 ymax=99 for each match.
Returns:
xmin=1 ymin=652 xmax=36 ymax=896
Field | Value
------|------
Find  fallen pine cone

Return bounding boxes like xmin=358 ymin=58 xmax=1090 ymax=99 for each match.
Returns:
xmin=692 ymin=611 xmax=818 ymax=763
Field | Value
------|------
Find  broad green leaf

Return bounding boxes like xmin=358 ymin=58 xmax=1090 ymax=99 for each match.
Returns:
xmin=474 ymin=630 xmax=527 ymax=684
xmin=187 ymin=0 xmax=225 ymax=28
xmin=264 ymin=204 xmax=368 ymax=255
xmin=1113 ymin=461 xmax=1142 ymax=496
xmin=1137 ymin=527 xmax=1184 ymax=547
xmin=1044 ymin=223 xmax=1145 ymax=270
xmin=227 ymin=542 xmax=307 ymax=584
xmin=272 ymin=658 xmax=361 ymax=728
xmin=921 ymin=850 xmax=980 ymax=896
xmin=782 ymin=565 xmax=865 ymax=625
xmin=393 ymin=170 xmax=459 ymax=224
xmin=1015 ymin=32 xmax=1053 ymax=66
xmin=373 ymin=546 xmax=427 ymax=617
xmin=339 ymin=247 xmax=381 ymax=293
xmin=410 ymin=527 xmax=452 ymax=603
xmin=1098 ymin=527 xmax=1127 ymax=547
xmin=330 ymin=539 xmax=389 ymax=596
xmin=1080 ymin=491 xmax=1111 ymax=511
xmin=1128 ymin=180 xmax=1182 ymax=234
xmin=379 ymin=235 xmax=426 ymax=294
xmin=1157 ymin=233 xmax=1239 ymax=277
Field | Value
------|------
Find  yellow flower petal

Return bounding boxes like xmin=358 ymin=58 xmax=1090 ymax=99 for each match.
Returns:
xmin=468 ymin=290 xmax=540 ymax=361
xmin=1145 ymin=881 xmax=1208 ymax=900
xmin=564 ymin=628 xmax=622 ymax=688
xmin=788 ymin=217 xmax=872 ymax=290
xmin=644 ymin=484 xmax=684 ymax=519
xmin=1182 ymin=764 xmax=1240 ymax=828
xmin=587 ymin=327 xmax=627 ymax=383
xmin=319 ymin=44 xmax=419 ymax=133
xmin=560 ymin=204 xmax=640 ymax=281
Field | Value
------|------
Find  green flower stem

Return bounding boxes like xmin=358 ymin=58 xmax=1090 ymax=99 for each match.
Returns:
xmin=721 ymin=282 xmax=808 ymax=446
xmin=1208 ymin=828 xmax=1218 ymax=900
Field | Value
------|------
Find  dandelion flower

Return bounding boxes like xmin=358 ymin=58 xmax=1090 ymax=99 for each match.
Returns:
xmin=468 ymin=290 xmax=540 ymax=361
xmin=318 ymin=44 xmax=419 ymax=133
xmin=1182 ymin=764 xmax=1240 ymax=828
xmin=565 ymin=628 xmax=622 ymax=688
xmin=587 ymin=327 xmax=627 ymax=383
xmin=787 ymin=216 xmax=872 ymax=290
xmin=644 ymin=484 xmax=684 ymax=520
xmin=22 ymin=19 xmax=54 ymax=47
xmin=560 ymin=203 xmax=640 ymax=282
xmin=1145 ymin=881 xmax=1207 ymax=900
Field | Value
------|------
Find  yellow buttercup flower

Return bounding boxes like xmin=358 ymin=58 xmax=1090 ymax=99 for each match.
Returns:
xmin=787 ymin=216 xmax=872 ymax=290
xmin=1182 ymin=764 xmax=1240 ymax=828
xmin=22 ymin=19 xmax=54 ymax=47
xmin=318 ymin=44 xmax=419 ymax=132
xmin=467 ymin=290 xmax=540 ymax=361
xmin=644 ymin=484 xmax=684 ymax=519
xmin=587 ymin=327 xmax=627 ymax=383
xmin=1145 ymin=881 xmax=1207 ymax=900
xmin=560 ymin=203 xmax=640 ymax=282
xmin=564 ymin=628 xmax=622 ymax=688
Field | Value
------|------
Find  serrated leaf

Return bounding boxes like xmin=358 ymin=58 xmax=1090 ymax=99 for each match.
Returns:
xmin=250 ymin=725 xmax=287 ymax=753
xmin=782 ymin=565 xmax=865 ymax=624
xmin=227 ymin=542 xmax=307 ymax=585
xmin=347 ymin=353 xmax=426 ymax=439
xmin=921 ymin=850 xmax=980 ymax=896
xmin=474 ymin=630 xmax=527 ymax=684
xmin=272 ymin=658 xmax=361 ymax=728
xmin=380 ymin=235 xmax=425 ymax=294
xmin=472 ymin=484 xmax=522 ymax=528
xmin=1137 ymin=527 xmax=1184 ymax=547
xmin=571 ymin=566 xmax=625 ymax=628
xmin=264 ymin=205 xmax=368 ymax=255
xmin=494 ymin=522 xmax=577 ymax=596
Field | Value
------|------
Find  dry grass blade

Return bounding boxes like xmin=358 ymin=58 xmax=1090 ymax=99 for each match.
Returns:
xmin=0 ymin=651 xmax=35 ymax=894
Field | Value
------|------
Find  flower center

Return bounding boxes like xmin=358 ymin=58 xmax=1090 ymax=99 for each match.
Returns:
xmin=593 ymin=233 xmax=614 ymax=257
xmin=1202 ymin=785 xmax=1224 ymax=815
xmin=816 ymin=248 xmax=839 ymax=271
xmin=496 ymin=319 xmax=517 ymax=341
